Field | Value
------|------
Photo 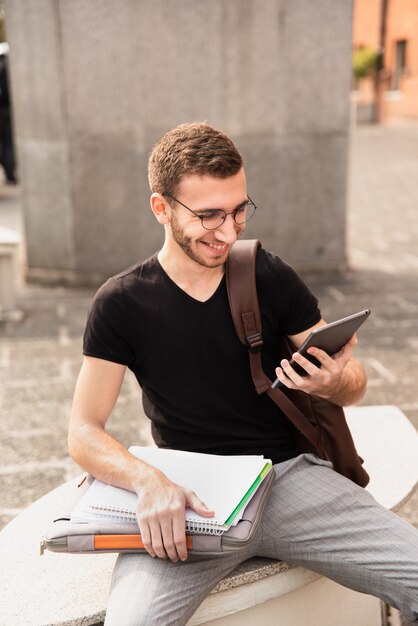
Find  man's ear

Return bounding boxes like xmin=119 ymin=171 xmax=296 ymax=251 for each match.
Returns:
xmin=150 ymin=193 xmax=170 ymax=225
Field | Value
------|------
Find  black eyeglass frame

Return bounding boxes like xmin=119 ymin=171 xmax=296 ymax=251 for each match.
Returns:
xmin=162 ymin=192 xmax=257 ymax=231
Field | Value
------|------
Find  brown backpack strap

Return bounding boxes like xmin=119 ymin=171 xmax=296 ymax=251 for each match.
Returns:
xmin=226 ymin=240 xmax=321 ymax=450
xmin=225 ymin=240 xmax=263 ymax=347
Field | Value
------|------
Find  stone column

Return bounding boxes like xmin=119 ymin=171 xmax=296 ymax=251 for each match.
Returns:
xmin=5 ymin=0 xmax=353 ymax=284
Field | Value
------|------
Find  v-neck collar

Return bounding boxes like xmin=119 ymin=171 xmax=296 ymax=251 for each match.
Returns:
xmin=156 ymin=255 xmax=226 ymax=305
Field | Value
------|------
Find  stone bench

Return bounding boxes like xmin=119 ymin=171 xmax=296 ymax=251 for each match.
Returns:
xmin=0 ymin=405 xmax=417 ymax=626
xmin=0 ymin=226 xmax=22 ymax=322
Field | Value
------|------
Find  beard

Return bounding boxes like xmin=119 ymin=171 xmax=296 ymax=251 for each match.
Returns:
xmin=169 ymin=212 xmax=229 ymax=268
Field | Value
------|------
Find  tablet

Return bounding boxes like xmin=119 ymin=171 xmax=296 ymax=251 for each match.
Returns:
xmin=271 ymin=309 xmax=371 ymax=389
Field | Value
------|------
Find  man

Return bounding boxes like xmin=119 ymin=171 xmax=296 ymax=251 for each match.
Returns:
xmin=68 ymin=122 xmax=418 ymax=625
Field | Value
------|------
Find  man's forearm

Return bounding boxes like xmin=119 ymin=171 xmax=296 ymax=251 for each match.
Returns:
xmin=68 ymin=423 xmax=155 ymax=494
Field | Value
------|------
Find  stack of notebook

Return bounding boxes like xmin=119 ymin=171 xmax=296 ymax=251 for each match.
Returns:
xmin=71 ymin=446 xmax=272 ymax=535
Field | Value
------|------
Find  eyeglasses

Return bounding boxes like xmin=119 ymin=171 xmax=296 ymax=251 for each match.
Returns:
xmin=163 ymin=192 xmax=257 ymax=231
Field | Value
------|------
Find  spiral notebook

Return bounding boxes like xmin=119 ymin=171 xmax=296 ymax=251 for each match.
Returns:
xmin=70 ymin=446 xmax=272 ymax=535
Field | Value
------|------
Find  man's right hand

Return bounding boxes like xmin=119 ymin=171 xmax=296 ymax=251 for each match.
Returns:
xmin=135 ymin=467 xmax=215 ymax=562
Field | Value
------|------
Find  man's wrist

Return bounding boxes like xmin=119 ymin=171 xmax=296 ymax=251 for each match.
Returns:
xmin=129 ymin=461 xmax=165 ymax=495
xmin=322 ymin=360 xmax=367 ymax=406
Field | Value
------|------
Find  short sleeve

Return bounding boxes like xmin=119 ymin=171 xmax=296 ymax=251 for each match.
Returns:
xmin=281 ymin=265 xmax=321 ymax=335
xmin=83 ymin=279 xmax=135 ymax=366
xmin=256 ymin=249 xmax=321 ymax=336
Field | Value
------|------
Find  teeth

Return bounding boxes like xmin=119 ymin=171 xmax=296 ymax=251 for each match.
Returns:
xmin=205 ymin=242 xmax=227 ymax=250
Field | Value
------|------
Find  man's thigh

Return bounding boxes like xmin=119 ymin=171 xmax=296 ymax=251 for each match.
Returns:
xmin=258 ymin=453 xmax=418 ymax=622
xmin=104 ymin=548 xmax=249 ymax=626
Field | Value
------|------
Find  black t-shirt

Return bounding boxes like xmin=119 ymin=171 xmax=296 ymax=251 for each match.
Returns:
xmin=83 ymin=248 xmax=321 ymax=464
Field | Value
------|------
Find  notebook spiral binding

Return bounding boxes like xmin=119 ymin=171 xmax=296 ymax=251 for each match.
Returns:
xmin=88 ymin=505 xmax=136 ymax=522
xmin=185 ymin=520 xmax=225 ymax=536
xmin=88 ymin=505 xmax=226 ymax=536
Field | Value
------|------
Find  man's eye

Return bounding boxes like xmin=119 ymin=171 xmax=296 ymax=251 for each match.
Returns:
xmin=200 ymin=210 xmax=224 ymax=221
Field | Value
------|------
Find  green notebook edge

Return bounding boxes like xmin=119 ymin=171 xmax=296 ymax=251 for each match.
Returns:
xmin=223 ymin=462 xmax=273 ymax=527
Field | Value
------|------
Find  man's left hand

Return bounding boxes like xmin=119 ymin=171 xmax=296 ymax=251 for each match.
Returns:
xmin=274 ymin=334 xmax=358 ymax=400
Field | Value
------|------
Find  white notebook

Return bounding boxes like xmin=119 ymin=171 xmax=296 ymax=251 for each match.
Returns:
xmin=71 ymin=446 xmax=272 ymax=535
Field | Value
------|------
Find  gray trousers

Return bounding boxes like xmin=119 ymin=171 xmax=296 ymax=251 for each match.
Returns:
xmin=104 ymin=454 xmax=418 ymax=625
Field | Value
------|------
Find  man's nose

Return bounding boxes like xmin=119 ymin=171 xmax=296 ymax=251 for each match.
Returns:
xmin=215 ymin=213 xmax=242 ymax=243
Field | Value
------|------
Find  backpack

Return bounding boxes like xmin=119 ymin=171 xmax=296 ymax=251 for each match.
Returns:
xmin=225 ymin=239 xmax=369 ymax=487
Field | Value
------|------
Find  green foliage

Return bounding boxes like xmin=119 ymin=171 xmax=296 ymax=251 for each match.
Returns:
xmin=353 ymin=47 xmax=380 ymax=80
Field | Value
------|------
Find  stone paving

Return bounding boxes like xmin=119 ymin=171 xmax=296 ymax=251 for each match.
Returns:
xmin=0 ymin=126 xmax=417 ymax=624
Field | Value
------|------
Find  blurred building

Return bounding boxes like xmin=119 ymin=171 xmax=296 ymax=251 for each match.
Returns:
xmin=352 ymin=0 xmax=418 ymax=123
xmin=5 ymin=0 xmax=354 ymax=283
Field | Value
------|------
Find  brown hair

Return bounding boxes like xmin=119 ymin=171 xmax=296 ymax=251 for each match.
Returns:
xmin=148 ymin=122 xmax=243 ymax=196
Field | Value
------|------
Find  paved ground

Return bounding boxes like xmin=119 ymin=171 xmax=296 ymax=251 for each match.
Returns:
xmin=0 ymin=124 xmax=417 ymax=624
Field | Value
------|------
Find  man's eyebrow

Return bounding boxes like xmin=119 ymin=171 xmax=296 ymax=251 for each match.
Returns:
xmin=194 ymin=199 xmax=249 ymax=213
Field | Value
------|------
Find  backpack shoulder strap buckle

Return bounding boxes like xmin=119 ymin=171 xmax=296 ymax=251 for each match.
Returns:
xmin=241 ymin=311 xmax=264 ymax=352
xmin=246 ymin=332 xmax=263 ymax=352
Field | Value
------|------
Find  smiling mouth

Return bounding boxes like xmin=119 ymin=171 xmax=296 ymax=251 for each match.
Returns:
xmin=201 ymin=241 xmax=228 ymax=251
